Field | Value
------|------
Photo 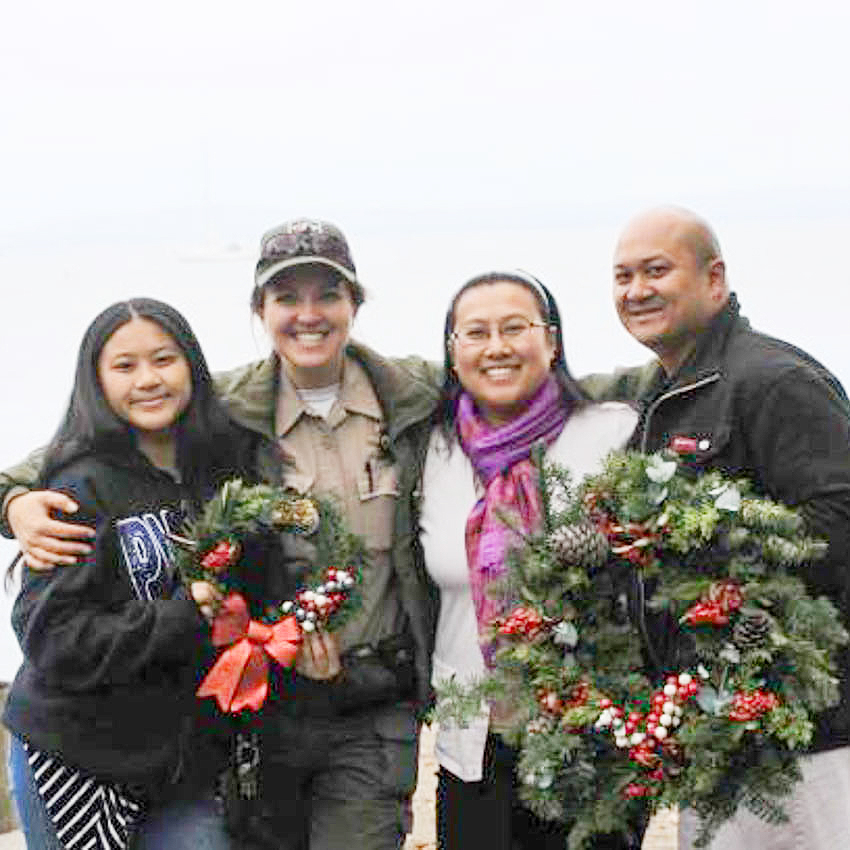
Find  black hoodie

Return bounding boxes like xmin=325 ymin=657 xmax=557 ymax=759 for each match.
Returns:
xmin=3 ymin=449 xmax=225 ymax=797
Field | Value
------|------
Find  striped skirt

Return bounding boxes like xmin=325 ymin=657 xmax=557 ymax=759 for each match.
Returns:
xmin=25 ymin=744 xmax=144 ymax=850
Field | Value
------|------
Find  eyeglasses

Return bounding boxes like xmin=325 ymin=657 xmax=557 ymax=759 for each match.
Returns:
xmin=450 ymin=317 xmax=550 ymax=349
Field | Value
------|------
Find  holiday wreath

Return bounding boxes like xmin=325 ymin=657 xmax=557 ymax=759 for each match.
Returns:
xmin=435 ymin=450 xmax=848 ymax=849
xmin=171 ymin=479 xmax=366 ymax=713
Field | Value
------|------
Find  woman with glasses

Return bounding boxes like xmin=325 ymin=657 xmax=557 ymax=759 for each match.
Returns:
xmin=419 ymin=271 xmax=640 ymax=850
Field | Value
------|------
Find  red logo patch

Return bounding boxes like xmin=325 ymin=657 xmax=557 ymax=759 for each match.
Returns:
xmin=670 ymin=435 xmax=699 ymax=454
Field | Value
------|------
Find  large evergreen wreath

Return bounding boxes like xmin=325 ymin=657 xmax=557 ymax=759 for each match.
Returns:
xmin=436 ymin=450 xmax=847 ymax=848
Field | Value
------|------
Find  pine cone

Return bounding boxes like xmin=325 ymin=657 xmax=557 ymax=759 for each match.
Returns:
xmin=548 ymin=521 xmax=609 ymax=568
xmin=271 ymin=497 xmax=320 ymax=535
xmin=732 ymin=610 xmax=771 ymax=650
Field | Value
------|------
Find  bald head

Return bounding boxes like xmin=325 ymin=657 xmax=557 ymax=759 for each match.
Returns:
xmin=617 ymin=206 xmax=724 ymax=271
xmin=613 ymin=207 xmax=729 ymax=374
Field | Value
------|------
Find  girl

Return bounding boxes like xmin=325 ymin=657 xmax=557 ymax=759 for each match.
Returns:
xmin=419 ymin=271 xmax=642 ymax=849
xmin=3 ymin=299 xmax=253 ymax=850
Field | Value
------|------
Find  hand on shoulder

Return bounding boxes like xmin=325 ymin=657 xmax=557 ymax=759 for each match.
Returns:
xmin=7 ymin=489 xmax=94 ymax=570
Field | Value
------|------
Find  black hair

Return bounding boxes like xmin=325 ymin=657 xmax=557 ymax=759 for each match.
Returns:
xmin=39 ymin=298 xmax=248 ymax=494
xmin=434 ymin=270 xmax=589 ymax=440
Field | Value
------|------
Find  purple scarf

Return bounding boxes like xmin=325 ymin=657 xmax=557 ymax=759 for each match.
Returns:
xmin=457 ymin=376 xmax=568 ymax=660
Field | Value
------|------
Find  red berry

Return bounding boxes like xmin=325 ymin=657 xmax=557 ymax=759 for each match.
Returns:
xmin=200 ymin=539 xmax=241 ymax=573
xmin=623 ymin=784 xmax=650 ymax=798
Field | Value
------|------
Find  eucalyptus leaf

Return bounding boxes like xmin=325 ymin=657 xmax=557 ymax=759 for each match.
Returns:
xmin=650 ymin=485 xmax=670 ymax=505
xmin=695 ymin=684 xmax=733 ymax=716
xmin=646 ymin=454 xmax=677 ymax=484
xmin=695 ymin=684 xmax=720 ymax=714
xmin=553 ymin=621 xmax=579 ymax=647
xmin=714 ymin=485 xmax=742 ymax=512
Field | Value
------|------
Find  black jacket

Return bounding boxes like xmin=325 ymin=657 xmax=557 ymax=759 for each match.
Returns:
xmin=630 ymin=295 xmax=850 ymax=751
xmin=3 ymin=451 xmax=225 ymax=797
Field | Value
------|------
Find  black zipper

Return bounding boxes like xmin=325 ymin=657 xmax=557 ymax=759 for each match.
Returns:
xmin=639 ymin=373 xmax=721 ymax=452
xmin=634 ymin=371 xmax=721 ymax=676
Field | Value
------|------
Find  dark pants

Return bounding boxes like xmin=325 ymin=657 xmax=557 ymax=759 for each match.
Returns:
xmin=253 ymin=701 xmax=418 ymax=850
xmin=437 ymin=734 xmax=641 ymax=850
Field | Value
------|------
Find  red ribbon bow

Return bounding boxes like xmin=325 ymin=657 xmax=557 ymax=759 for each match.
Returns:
xmin=197 ymin=592 xmax=301 ymax=712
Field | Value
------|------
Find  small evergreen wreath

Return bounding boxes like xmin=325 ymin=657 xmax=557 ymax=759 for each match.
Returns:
xmin=171 ymin=479 xmax=366 ymax=712
xmin=436 ymin=450 xmax=848 ymax=848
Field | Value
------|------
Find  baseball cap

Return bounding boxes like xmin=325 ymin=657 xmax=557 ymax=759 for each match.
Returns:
xmin=255 ymin=219 xmax=357 ymax=287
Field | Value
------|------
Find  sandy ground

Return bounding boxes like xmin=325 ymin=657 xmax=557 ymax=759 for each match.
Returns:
xmin=404 ymin=725 xmax=678 ymax=850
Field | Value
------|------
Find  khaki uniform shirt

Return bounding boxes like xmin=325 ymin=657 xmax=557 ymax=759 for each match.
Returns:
xmin=274 ymin=355 xmax=406 ymax=653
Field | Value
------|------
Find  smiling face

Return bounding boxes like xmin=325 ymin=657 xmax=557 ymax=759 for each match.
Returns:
xmin=258 ymin=266 xmax=357 ymax=388
xmin=97 ymin=317 xmax=192 ymax=438
xmin=613 ymin=210 xmax=727 ymax=374
xmin=450 ymin=280 xmax=556 ymax=424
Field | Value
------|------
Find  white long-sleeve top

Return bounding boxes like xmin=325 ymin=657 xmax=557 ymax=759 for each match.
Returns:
xmin=419 ymin=401 xmax=637 ymax=781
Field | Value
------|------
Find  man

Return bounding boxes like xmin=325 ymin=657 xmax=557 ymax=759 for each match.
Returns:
xmin=606 ymin=206 xmax=850 ymax=849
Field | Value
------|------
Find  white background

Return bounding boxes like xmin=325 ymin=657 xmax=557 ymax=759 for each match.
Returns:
xmin=1 ymin=0 xmax=849 ymax=680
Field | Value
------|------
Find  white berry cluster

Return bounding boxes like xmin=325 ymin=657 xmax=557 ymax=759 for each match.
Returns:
xmin=593 ymin=671 xmax=704 ymax=749
xmin=280 ymin=567 xmax=357 ymax=633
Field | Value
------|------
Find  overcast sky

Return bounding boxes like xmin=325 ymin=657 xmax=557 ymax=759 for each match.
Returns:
xmin=0 ymin=0 xmax=848 ymax=679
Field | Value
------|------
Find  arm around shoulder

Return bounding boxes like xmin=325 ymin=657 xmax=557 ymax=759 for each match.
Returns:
xmin=393 ymin=355 xmax=444 ymax=392
xmin=579 ymin=361 xmax=658 ymax=404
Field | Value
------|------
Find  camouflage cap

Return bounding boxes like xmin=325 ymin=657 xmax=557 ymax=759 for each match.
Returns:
xmin=255 ymin=218 xmax=357 ymax=287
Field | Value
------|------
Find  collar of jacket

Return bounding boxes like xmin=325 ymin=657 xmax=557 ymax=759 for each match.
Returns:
xmin=219 ymin=340 xmax=439 ymax=444
xmin=346 ymin=340 xmax=440 ymax=442
xmin=639 ymin=292 xmax=748 ymax=404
